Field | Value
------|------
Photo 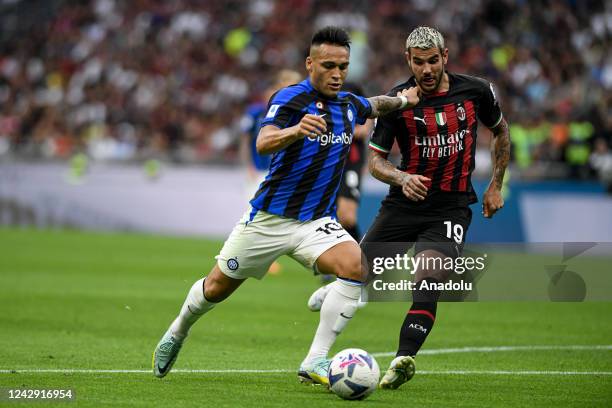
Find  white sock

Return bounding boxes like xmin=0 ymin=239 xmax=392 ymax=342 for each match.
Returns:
xmin=303 ymin=278 xmax=361 ymax=364
xmin=170 ymin=278 xmax=216 ymax=340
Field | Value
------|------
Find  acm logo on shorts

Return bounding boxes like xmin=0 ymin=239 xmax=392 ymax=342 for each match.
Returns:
xmin=227 ymin=258 xmax=239 ymax=271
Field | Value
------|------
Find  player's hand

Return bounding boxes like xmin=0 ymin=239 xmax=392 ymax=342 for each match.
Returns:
xmin=397 ymin=87 xmax=420 ymax=109
xmin=401 ymin=173 xmax=430 ymax=201
xmin=293 ymin=114 xmax=327 ymax=139
xmin=482 ymin=187 xmax=504 ymax=218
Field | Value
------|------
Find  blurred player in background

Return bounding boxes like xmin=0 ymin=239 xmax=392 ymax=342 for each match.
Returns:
xmin=336 ymin=82 xmax=373 ymax=241
xmin=240 ymin=69 xmax=302 ymax=275
xmin=153 ymin=26 xmax=421 ymax=385
xmin=366 ymin=26 xmax=511 ymax=389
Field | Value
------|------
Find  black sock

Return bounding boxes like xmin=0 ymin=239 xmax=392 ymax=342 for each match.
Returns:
xmin=345 ymin=225 xmax=360 ymax=241
xmin=397 ymin=278 xmax=440 ymax=357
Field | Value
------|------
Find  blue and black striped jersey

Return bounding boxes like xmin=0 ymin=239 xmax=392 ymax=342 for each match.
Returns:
xmin=249 ymin=79 xmax=371 ymax=222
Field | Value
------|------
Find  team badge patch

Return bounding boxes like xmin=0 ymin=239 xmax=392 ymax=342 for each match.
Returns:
xmin=316 ymin=101 xmax=324 ymax=109
xmin=265 ymin=104 xmax=279 ymax=118
xmin=435 ymin=111 xmax=447 ymax=126
xmin=457 ymin=106 xmax=466 ymax=121
xmin=347 ymin=109 xmax=354 ymax=121
xmin=227 ymin=258 xmax=239 ymax=271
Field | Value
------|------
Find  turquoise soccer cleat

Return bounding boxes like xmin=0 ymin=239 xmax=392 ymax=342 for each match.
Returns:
xmin=153 ymin=329 xmax=184 ymax=378
xmin=298 ymin=357 xmax=332 ymax=386
xmin=379 ymin=355 xmax=416 ymax=389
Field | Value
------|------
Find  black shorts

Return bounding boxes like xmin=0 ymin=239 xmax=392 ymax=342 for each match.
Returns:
xmin=337 ymin=163 xmax=362 ymax=202
xmin=361 ymin=203 xmax=472 ymax=258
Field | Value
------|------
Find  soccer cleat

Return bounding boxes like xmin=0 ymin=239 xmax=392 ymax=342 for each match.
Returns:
xmin=153 ymin=329 xmax=184 ymax=378
xmin=298 ymin=357 xmax=332 ymax=386
xmin=379 ymin=355 xmax=416 ymax=389
xmin=307 ymin=284 xmax=333 ymax=311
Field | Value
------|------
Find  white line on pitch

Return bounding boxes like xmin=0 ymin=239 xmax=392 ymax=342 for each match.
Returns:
xmin=2 ymin=345 xmax=611 ymax=375
xmin=420 ymin=371 xmax=612 ymax=376
xmin=371 ymin=344 xmax=612 ymax=358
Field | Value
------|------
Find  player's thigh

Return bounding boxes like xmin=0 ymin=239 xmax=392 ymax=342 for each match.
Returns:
xmin=415 ymin=206 xmax=472 ymax=255
xmin=414 ymin=207 xmax=473 ymax=281
xmin=361 ymin=205 xmax=420 ymax=243
xmin=315 ymin=241 xmax=366 ymax=281
xmin=216 ymin=211 xmax=291 ymax=280
xmin=290 ymin=217 xmax=364 ymax=281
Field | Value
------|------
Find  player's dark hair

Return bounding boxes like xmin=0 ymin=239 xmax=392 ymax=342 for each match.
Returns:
xmin=311 ymin=26 xmax=351 ymax=50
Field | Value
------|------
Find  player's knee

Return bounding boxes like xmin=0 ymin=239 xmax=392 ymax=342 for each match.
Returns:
xmin=204 ymin=266 xmax=241 ymax=303
xmin=414 ymin=249 xmax=451 ymax=282
xmin=335 ymin=257 xmax=364 ymax=282
xmin=203 ymin=275 xmax=224 ymax=303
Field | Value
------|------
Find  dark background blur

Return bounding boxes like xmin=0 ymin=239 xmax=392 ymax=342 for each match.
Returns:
xmin=0 ymin=0 xmax=610 ymax=185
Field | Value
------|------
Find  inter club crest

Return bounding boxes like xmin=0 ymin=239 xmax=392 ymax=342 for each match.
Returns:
xmin=435 ymin=111 xmax=447 ymax=126
xmin=227 ymin=258 xmax=239 ymax=270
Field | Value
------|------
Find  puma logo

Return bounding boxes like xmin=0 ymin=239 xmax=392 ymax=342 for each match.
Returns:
xmin=414 ymin=116 xmax=426 ymax=124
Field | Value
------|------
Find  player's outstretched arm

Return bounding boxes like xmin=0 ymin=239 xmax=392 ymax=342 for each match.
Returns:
xmin=482 ymin=117 xmax=511 ymax=218
xmin=368 ymin=150 xmax=430 ymax=201
xmin=256 ymin=114 xmax=327 ymax=155
xmin=367 ymin=87 xmax=420 ymax=118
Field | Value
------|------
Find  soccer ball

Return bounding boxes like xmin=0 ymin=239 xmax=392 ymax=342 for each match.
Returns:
xmin=328 ymin=348 xmax=380 ymax=400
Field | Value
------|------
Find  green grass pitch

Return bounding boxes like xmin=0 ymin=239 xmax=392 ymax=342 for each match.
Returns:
xmin=0 ymin=228 xmax=611 ymax=407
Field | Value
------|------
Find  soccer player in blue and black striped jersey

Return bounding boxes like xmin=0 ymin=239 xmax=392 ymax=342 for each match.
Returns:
xmin=153 ymin=26 xmax=420 ymax=386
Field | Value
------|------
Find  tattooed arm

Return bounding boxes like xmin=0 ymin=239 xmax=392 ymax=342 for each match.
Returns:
xmin=367 ymin=87 xmax=420 ymax=118
xmin=368 ymin=150 xmax=431 ymax=201
xmin=482 ymin=117 xmax=511 ymax=218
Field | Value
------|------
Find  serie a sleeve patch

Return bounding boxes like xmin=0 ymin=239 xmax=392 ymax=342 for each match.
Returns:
xmin=265 ymin=104 xmax=280 ymax=118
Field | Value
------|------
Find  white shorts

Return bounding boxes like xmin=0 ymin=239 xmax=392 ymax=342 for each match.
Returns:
xmin=216 ymin=209 xmax=356 ymax=280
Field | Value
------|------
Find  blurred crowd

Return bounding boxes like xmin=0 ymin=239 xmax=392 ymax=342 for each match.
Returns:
xmin=0 ymin=0 xmax=610 ymax=183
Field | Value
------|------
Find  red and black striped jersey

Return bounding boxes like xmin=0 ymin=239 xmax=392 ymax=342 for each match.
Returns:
xmin=369 ymin=72 xmax=503 ymax=209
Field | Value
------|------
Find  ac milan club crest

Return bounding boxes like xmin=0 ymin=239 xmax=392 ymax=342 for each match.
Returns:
xmin=457 ymin=106 xmax=466 ymax=121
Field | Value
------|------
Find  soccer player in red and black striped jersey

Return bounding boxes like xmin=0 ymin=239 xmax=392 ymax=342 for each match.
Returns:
xmin=365 ymin=26 xmax=511 ymax=389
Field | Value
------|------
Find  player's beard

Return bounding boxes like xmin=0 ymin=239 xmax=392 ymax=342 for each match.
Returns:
xmin=419 ymin=63 xmax=444 ymax=94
